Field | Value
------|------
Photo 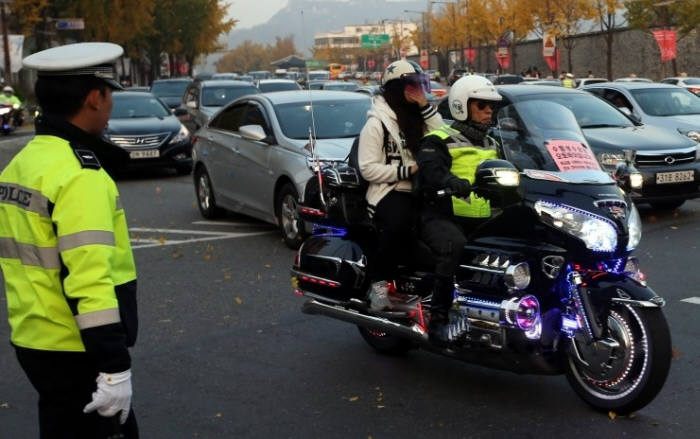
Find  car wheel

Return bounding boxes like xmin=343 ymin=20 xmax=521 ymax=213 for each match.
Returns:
xmin=650 ymin=199 xmax=685 ymax=211
xmin=276 ymin=182 xmax=306 ymax=249
xmin=194 ymin=166 xmax=222 ymax=219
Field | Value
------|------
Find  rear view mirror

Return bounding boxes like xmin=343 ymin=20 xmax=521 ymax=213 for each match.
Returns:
xmin=239 ymin=124 xmax=267 ymax=142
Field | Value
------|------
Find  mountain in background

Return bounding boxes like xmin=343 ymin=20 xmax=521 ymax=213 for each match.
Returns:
xmin=200 ymin=0 xmax=426 ymax=72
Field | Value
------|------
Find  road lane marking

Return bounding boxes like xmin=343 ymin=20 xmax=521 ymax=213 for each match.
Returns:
xmin=129 ymin=227 xmax=275 ymax=249
xmin=681 ymin=297 xmax=700 ymax=305
xmin=191 ymin=220 xmax=272 ymax=227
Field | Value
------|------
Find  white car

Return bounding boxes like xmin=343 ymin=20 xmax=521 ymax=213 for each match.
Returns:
xmin=661 ymin=77 xmax=700 ymax=96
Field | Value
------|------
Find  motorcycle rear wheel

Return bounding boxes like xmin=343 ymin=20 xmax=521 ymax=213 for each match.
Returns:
xmin=358 ymin=326 xmax=415 ymax=355
xmin=564 ymin=305 xmax=671 ymax=415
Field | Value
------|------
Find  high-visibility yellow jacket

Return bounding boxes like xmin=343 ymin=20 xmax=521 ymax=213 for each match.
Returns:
xmin=0 ymin=125 xmax=137 ymax=370
xmin=0 ymin=94 xmax=21 ymax=106
xmin=420 ymin=125 xmax=497 ymax=218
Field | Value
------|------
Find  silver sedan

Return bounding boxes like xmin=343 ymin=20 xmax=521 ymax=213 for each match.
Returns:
xmin=192 ymin=90 xmax=371 ymax=248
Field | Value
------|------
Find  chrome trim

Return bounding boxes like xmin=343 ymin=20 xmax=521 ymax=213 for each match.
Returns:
xmin=611 ymin=297 xmax=665 ymax=308
xmin=459 ymin=264 xmax=505 ymax=274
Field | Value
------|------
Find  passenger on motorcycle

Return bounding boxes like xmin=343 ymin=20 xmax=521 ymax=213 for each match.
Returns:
xmin=416 ymin=75 xmax=502 ymax=344
xmin=357 ymin=60 xmax=443 ymax=311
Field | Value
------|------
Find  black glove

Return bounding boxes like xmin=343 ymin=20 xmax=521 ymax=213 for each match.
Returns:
xmin=447 ymin=177 xmax=471 ymax=197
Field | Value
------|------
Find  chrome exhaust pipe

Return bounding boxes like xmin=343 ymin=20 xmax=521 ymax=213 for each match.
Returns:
xmin=301 ymin=299 xmax=429 ymax=343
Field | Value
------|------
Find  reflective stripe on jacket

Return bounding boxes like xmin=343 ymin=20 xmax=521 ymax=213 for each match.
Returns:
xmin=0 ymin=134 xmax=137 ymax=352
xmin=426 ymin=125 xmax=497 ymax=218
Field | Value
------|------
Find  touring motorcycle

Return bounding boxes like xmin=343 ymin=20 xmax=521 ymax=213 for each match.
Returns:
xmin=290 ymin=101 xmax=671 ymax=414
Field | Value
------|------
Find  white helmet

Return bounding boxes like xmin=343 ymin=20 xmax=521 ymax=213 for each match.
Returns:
xmin=3 ymin=86 xmax=13 ymax=94
xmin=382 ymin=60 xmax=423 ymax=85
xmin=447 ymin=75 xmax=501 ymax=121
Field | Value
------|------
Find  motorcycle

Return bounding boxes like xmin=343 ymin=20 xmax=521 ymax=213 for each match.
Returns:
xmin=0 ymin=103 xmax=23 ymax=135
xmin=290 ymin=101 xmax=671 ymax=415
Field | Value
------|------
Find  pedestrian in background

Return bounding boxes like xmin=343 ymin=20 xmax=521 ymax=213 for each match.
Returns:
xmin=0 ymin=42 xmax=139 ymax=439
xmin=563 ymin=72 xmax=575 ymax=88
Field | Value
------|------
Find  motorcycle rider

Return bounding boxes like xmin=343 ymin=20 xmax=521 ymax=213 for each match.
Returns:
xmin=0 ymin=86 xmax=23 ymax=127
xmin=416 ymin=75 xmax=502 ymax=344
xmin=358 ymin=59 xmax=443 ymax=311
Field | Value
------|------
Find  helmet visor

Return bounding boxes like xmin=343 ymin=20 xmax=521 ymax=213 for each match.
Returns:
xmin=403 ymin=73 xmax=430 ymax=95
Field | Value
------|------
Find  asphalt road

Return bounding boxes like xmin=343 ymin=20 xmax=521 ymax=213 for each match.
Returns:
xmin=0 ymin=132 xmax=698 ymax=438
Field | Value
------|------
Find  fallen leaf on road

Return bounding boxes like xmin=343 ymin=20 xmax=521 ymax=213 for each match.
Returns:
xmin=348 ymin=396 xmax=359 ymax=402
xmin=159 ymin=319 xmax=171 ymax=323
xmin=155 ymin=187 xmax=162 ymax=195
xmin=376 ymin=405 xmax=385 ymax=409
xmin=0 ymin=402 xmax=9 ymax=409
xmin=672 ymin=347 xmax=681 ymax=359
xmin=608 ymin=411 xmax=617 ymax=420
xmin=158 ymin=236 xmax=166 ymax=244
xmin=234 ymin=297 xmax=243 ymax=305
xmin=215 ymin=412 xmax=222 ymax=418
xmin=670 ymin=226 xmax=678 ymax=230
xmin=264 ymin=264 xmax=271 ymax=269
xmin=204 ymin=254 xmax=212 ymax=261
xmin=224 ymin=274 xmax=232 ymax=280
xmin=648 ymin=215 xmax=658 ymax=223
xmin=172 ymin=252 xmax=182 ymax=259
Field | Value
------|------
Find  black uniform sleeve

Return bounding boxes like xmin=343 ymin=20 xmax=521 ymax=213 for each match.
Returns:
xmin=416 ymin=134 xmax=458 ymax=189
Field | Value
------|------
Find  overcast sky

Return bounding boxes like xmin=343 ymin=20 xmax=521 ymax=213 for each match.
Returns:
xmin=227 ymin=0 xmax=289 ymax=29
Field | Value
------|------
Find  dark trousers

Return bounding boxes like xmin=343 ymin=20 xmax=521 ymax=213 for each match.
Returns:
xmin=371 ymin=190 xmax=416 ymax=281
xmin=15 ymin=346 xmax=139 ymax=439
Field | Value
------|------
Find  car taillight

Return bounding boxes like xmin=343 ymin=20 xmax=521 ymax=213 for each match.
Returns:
xmin=192 ymin=135 xmax=199 ymax=145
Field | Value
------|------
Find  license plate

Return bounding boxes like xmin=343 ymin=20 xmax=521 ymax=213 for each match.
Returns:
xmin=129 ymin=149 xmax=160 ymax=159
xmin=656 ymin=170 xmax=694 ymax=184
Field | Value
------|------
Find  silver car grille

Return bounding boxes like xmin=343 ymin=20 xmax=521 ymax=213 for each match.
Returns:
xmin=109 ymin=132 xmax=170 ymax=148
xmin=635 ymin=149 xmax=696 ymax=167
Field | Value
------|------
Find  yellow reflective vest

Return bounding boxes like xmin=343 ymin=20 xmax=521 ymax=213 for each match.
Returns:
xmin=0 ymin=134 xmax=137 ymax=352
xmin=425 ymin=125 xmax=498 ymax=218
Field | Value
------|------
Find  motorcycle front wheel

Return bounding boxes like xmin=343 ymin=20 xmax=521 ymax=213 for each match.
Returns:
xmin=564 ymin=304 xmax=671 ymax=414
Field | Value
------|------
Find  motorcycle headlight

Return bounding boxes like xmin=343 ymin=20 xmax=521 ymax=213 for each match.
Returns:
xmin=535 ymin=200 xmax=618 ymax=252
xmin=0 ymin=107 xmax=10 ymax=115
xmin=169 ymin=124 xmax=190 ymax=144
xmin=627 ymin=203 xmax=642 ymax=251
xmin=12 ymin=103 xmax=19 ymax=110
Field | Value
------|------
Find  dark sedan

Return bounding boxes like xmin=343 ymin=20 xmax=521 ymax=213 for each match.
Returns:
xmin=495 ymin=86 xmax=699 ymax=210
xmin=150 ymin=78 xmax=192 ymax=109
xmin=105 ymin=92 xmax=193 ymax=174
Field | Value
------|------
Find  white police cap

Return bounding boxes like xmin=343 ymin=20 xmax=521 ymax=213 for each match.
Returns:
xmin=22 ymin=42 xmax=124 ymax=89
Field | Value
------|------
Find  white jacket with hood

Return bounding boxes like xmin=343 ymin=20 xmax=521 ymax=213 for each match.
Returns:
xmin=358 ymin=94 xmax=443 ymax=216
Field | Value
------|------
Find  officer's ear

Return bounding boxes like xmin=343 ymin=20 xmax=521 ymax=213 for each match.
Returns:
xmin=83 ymin=86 xmax=109 ymax=111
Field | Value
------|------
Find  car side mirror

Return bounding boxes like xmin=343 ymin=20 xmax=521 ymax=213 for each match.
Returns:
xmin=186 ymin=101 xmax=197 ymax=109
xmin=173 ymin=107 xmax=188 ymax=117
xmin=498 ymin=117 xmax=520 ymax=132
xmin=239 ymin=124 xmax=268 ymax=142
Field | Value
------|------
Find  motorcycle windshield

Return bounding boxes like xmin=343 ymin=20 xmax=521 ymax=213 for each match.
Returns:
xmin=496 ymin=101 xmax=613 ymax=184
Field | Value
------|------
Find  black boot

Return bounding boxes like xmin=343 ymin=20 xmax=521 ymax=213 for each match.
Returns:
xmin=428 ymin=275 xmax=455 ymax=346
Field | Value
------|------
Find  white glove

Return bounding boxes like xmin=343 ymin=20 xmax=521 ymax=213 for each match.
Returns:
xmin=83 ymin=369 xmax=132 ymax=424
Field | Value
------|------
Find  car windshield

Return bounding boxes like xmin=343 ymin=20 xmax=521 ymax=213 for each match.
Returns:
xmin=111 ymin=94 xmax=170 ymax=119
xmin=151 ymin=81 xmax=190 ymax=97
xmin=518 ymin=93 xmax=635 ymax=128
xmin=259 ymin=82 xmax=300 ymax=93
xmin=630 ymin=88 xmax=700 ymax=116
xmin=323 ymin=82 xmax=358 ymax=91
xmin=202 ymin=86 xmax=259 ymax=107
xmin=683 ymin=78 xmax=700 ymax=85
xmin=275 ymin=99 xmax=371 ymax=140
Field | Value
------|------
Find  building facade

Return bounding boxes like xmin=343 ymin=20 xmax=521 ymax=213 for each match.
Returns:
xmin=314 ymin=21 xmax=419 ymax=57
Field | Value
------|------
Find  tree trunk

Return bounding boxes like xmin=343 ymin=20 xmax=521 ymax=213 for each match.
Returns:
xmin=606 ymin=32 xmax=613 ymax=81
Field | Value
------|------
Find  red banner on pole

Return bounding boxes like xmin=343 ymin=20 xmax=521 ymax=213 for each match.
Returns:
xmin=494 ymin=50 xmax=510 ymax=70
xmin=653 ymin=30 xmax=677 ymax=61
xmin=544 ymin=48 xmax=559 ymax=73
xmin=464 ymin=48 xmax=476 ymax=64
xmin=420 ymin=49 xmax=429 ymax=69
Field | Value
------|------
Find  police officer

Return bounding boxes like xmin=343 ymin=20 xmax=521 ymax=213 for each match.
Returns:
xmin=416 ymin=75 xmax=502 ymax=344
xmin=562 ymin=72 xmax=575 ymax=88
xmin=0 ymin=85 xmax=22 ymax=106
xmin=0 ymin=42 xmax=138 ymax=438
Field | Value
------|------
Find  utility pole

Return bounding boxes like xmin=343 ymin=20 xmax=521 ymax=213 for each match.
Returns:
xmin=1 ymin=1 xmax=11 ymax=85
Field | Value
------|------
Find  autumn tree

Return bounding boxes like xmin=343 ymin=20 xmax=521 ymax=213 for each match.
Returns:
xmin=625 ymin=0 xmax=700 ymax=75
xmin=216 ymin=36 xmax=298 ymax=73
xmin=478 ymin=0 xmax=535 ymax=73
xmin=592 ymin=0 xmax=627 ymax=80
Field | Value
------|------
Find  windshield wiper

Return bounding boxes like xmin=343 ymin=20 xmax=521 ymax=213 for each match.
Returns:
xmin=580 ymin=123 xmax=627 ymax=128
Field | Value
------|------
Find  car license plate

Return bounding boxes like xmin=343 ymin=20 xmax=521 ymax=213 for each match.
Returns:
xmin=656 ymin=170 xmax=694 ymax=184
xmin=129 ymin=149 xmax=160 ymax=159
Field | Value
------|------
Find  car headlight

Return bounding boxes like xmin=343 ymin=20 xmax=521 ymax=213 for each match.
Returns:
xmin=598 ymin=152 xmax=625 ymax=167
xmin=169 ymin=124 xmax=189 ymax=144
xmin=535 ymin=200 xmax=618 ymax=252
xmin=305 ymin=156 xmax=345 ymax=170
xmin=627 ymin=203 xmax=642 ymax=251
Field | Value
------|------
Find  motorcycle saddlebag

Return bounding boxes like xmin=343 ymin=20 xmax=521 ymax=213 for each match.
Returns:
xmin=298 ymin=164 xmax=368 ymax=227
xmin=291 ymin=235 xmax=367 ymax=302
